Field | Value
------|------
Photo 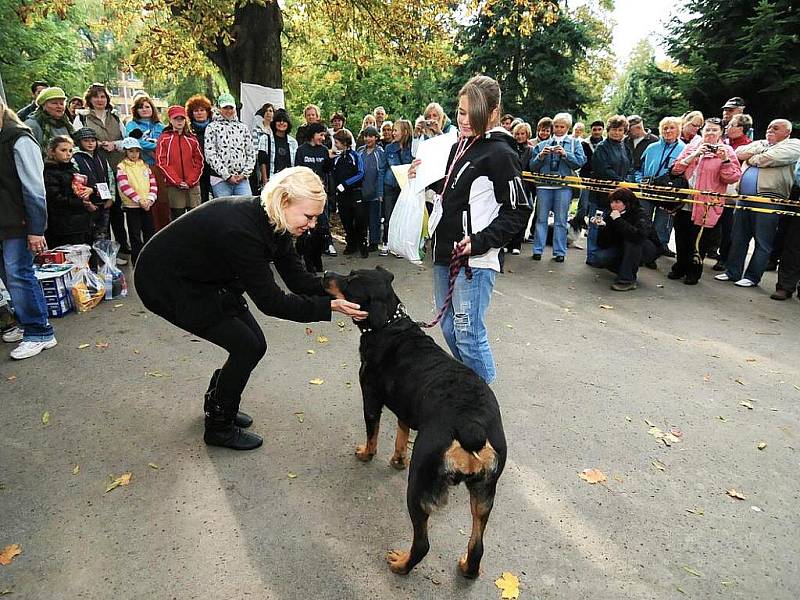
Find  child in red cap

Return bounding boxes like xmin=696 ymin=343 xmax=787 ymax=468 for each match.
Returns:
xmin=155 ymin=105 xmax=204 ymax=220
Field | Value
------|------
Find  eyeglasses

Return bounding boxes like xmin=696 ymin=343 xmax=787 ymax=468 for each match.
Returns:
xmin=706 ymin=118 xmax=723 ymax=125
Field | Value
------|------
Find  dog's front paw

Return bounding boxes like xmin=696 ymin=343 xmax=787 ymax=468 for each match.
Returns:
xmin=389 ymin=453 xmax=408 ymax=470
xmin=387 ymin=550 xmax=411 ymax=575
xmin=458 ymin=554 xmax=481 ymax=579
xmin=355 ymin=444 xmax=375 ymax=462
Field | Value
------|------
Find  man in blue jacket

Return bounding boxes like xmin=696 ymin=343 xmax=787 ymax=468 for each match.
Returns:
xmin=0 ymin=96 xmax=57 ymax=360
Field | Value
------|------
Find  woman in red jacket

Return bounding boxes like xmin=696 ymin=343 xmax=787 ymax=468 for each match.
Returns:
xmin=156 ymin=105 xmax=204 ymax=221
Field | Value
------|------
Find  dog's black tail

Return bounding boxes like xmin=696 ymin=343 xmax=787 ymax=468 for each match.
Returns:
xmin=454 ymin=418 xmax=487 ymax=454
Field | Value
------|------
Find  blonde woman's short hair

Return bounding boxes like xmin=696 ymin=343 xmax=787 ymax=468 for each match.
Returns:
xmin=260 ymin=167 xmax=326 ymax=234
xmin=553 ymin=112 xmax=573 ymax=127
xmin=512 ymin=122 xmax=532 ymax=137
xmin=659 ymin=116 xmax=682 ymax=135
xmin=682 ymin=110 xmax=704 ymax=127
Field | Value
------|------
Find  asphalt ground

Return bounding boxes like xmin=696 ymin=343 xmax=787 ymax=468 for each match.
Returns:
xmin=1 ymin=242 xmax=799 ymax=600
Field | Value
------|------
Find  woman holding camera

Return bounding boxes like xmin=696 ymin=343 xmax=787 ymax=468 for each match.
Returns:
xmin=529 ymin=112 xmax=586 ymax=262
xmin=667 ymin=118 xmax=741 ymax=285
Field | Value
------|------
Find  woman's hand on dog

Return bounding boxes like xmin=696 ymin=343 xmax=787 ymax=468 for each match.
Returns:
xmin=331 ymin=299 xmax=369 ymax=321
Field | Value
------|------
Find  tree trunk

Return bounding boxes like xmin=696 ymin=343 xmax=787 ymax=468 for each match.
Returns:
xmin=206 ymin=1 xmax=283 ymax=100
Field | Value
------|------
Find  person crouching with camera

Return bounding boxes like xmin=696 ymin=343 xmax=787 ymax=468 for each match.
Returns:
xmin=590 ymin=188 xmax=662 ymax=291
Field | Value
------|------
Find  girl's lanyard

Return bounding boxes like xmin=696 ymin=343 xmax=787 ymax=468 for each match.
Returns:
xmin=441 ymin=135 xmax=479 ymax=196
xmin=429 ymin=135 xmax=479 ymax=236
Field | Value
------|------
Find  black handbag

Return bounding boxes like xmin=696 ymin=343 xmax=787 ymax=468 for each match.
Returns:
xmin=642 ymin=143 xmax=686 ymax=211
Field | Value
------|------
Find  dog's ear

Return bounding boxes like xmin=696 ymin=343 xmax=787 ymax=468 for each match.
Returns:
xmin=367 ymin=299 xmax=388 ymax=330
xmin=322 ymin=271 xmax=347 ymax=299
xmin=375 ymin=265 xmax=394 ymax=283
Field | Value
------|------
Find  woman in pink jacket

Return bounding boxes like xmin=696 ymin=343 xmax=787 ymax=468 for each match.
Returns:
xmin=668 ymin=118 xmax=741 ymax=284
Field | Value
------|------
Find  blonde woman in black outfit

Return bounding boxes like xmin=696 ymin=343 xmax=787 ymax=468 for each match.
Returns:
xmin=134 ymin=167 xmax=367 ymax=450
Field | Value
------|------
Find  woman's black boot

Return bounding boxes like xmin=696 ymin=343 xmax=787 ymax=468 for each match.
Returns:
xmin=204 ymin=369 xmax=254 ymax=428
xmin=204 ymin=405 xmax=263 ymax=451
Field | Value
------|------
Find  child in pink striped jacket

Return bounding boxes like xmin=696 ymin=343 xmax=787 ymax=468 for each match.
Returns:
xmin=116 ymin=137 xmax=157 ymax=265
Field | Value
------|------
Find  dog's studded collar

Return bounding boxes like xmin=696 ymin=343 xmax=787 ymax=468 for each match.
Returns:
xmin=356 ymin=303 xmax=408 ymax=334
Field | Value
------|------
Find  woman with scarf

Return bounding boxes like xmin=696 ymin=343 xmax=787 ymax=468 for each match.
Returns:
xmin=24 ymin=87 xmax=75 ymax=156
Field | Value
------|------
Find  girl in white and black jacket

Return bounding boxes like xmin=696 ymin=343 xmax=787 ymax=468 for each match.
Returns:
xmin=411 ymin=76 xmax=530 ymax=384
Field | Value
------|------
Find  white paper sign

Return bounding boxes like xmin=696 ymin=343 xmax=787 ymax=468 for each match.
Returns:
xmin=240 ymin=83 xmax=286 ymax=131
xmin=96 ymin=183 xmax=113 ymax=201
xmin=412 ymin=129 xmax=458 ymax=195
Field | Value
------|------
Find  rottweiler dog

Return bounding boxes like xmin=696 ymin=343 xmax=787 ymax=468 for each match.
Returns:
xmin=323 ymin=266 xmax=507 ymax=578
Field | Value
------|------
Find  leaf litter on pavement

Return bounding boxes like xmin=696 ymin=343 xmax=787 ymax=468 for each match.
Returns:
xmin=578 ymin=468 xmax=607 ymax=484
xmin=0 ymin=544 xmax=21 ymax=566
xmin=495 ymin=571 xmax=520 ymax=599
xmin=105 ymin=472 xmax=132 ymax=493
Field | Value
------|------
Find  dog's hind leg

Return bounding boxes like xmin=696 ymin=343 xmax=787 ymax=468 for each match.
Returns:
xmin=389 ymin=420 xmax=410 ymax=470
xmin=387 ymin=484 xmax=431 ymax=575
xmin=458 ymin=479 xmax=498 ymax=579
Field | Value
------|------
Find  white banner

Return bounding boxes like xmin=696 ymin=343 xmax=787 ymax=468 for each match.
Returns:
xmin=240 ymin=83 xmax=285 ymax=130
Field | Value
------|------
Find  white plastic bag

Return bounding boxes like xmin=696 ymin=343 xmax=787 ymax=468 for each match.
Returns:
xmin=55 ymin=244 xmax=105 ymax=312
xmin=388 ymin=185 xmax=427 ymax=264
xmin=93 ymin=240 xmax=128 ymax=299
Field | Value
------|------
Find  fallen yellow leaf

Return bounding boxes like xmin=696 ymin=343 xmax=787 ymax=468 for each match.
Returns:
xmin=0 ymin=544 xmax=21 ymax=566
xmin=682 ymin=565 xmax=703 ymax=577
xmin=77 ymin=343 xmax=90 ymax=349
xmin=72 ymin=465 xmax=80 ymax=475
xmin=309 ymin=378 xmax=324 ymax=385
xmin=306 ymin=349 xmax=315 ymax=355
xmin=287 ymin=472 xmax=298 ymax=479
xmin=41 ymin=411 xmax=50 ymax=425
xmin=5 ymin=375 xmax=16 ymax=382
xmin=726 ymin=488 xmax=746 ymax=500
xmin=148 ymin=463 xmax=160 ymax=470
xmin=114 ymin=303 xmax=124 ymax=308
xmin=337 ymin=320 xmax=346 ymax=328
xmin=145 ymin=371 xmax=165 ymax=378
xmin=578 ymin=468 xmax=607 ymax=484
xmin=599 ymin=304 xmax=614 ymax=309
xmin=494 ymin=571 xmax=520 ymax=599
xmin=133 ymin=349 xmax=141 ymax=354
xmin=686 ymin=508 xmax=704 ymax=516
xmin=294 ymin=412 xmax=304 ymax=423
xmin=105 ymin=472 xmax=132 ymax=493
xmin=735 ymin=378 xmax=746 ymax=386
xmin=652 ymin=460 xmax=666 ymax=471
xmin=95 ymin=342 xmax=109 ymax=349
xmin=739 ymin=400 xmax=754 ymax=410
xmin=757 ymin=442 xmax=767 ymax=450
xmin=316 ymin=336 xmax=329 ymax=344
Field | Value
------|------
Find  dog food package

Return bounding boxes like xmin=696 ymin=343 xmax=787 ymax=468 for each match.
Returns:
xmin=55 ymin=244 xmax=106 ymax=312
xmin=93 ymin=240 xmax=128 ymax=300
xmin=388 ymin=186 xmax=428 ymax=264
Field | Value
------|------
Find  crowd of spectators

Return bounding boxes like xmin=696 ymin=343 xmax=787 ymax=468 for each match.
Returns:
xmin=1 ymin=79 xmax=799 ymax=363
